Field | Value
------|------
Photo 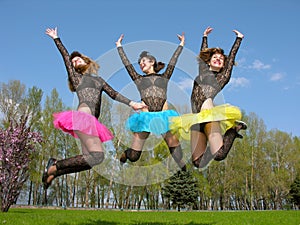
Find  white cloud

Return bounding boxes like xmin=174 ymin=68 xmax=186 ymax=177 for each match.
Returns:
xmin=270 ymin=72 xmax=284 ymax=81
xmin=283 ymin=86 xmax=290 ymax=90
xmin=249 ymin=60 xmax=271 ymax=70
xmin=229 ymin=77 xmax=250 ymax=88
xmin=236 ymin=57 xmax=246 ymax=66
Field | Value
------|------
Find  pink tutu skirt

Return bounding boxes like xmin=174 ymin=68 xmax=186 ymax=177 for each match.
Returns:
xmin=53 ymin=111 xmax=113 ymax=142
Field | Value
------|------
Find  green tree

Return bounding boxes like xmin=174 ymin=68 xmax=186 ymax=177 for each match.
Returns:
xmin=266 ymin=129 xmax=295 ymax=209
xmin=0 ymin=81 xmax=43 ymax=128
xmin=163 ymin=170 xmax=198 ymax=211
xmin=289 ymin=176 xmax=300 ymax=207
xmin=22 ymin=86 xmax=43 ymax=206
xmin=0 ymin=80 xmax=26 ymax=126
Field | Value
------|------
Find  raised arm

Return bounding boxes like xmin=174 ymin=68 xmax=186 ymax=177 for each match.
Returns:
xmin=196 ymin=27 xmax=215 ymax=84
xmin=162 ymin=32 xmax=184 ymax=79
xmin=200 ymin=26 xmax=213 ymax=52
xmin=45 ymin=27 xmax=81 ymax=89
xmin=218 ymin=29 xmax=244 ymax=87
xmin=116 ymin=34 xmax=141 ymax=81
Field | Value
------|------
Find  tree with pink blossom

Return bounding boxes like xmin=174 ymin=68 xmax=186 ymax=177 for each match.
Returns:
xmin=0 ymin=117 xmax=42 ymax=212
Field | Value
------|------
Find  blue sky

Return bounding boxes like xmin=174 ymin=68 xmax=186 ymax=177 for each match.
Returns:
xmin=1 ymin=0 xmax=300 ymax=137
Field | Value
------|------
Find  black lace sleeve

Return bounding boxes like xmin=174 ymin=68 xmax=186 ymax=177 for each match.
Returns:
xmin=196 ymin=37 xmax=209 ymax=82
xmin=100 ymin=77 xmax=131 ymax=105
xmin=117 ymin=46 xmax=141 ymax=81
xmin=53 ymin=38 xmax=82 ymax=89
xmin=162 ymin=45 xmax=183 ymax=79
xmin=217 ymin=37 xmax=242 ymax=88
xmin=200 ymin=36 xmax=208 ymax=52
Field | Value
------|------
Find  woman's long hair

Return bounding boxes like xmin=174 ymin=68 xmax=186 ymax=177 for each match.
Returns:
xmin=68 ymin=51 xmax=100 ymax=92
xmin=198 ymin=47 xmax=228 ymax=70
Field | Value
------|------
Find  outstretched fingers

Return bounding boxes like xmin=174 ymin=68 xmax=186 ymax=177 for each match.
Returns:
xmin=45 ymin=27 xmax=58 ymax=39
xmin=233 ymin=29 xmax=244 ymax=38
xmin=116 ymin=34 xmax=124 ymax=47
xmin=177 ymin=32 xmax=185 ymax=46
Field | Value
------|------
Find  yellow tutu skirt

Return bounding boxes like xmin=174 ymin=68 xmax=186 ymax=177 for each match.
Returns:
xmin=169 ymin=104 xmax=242 ymax=140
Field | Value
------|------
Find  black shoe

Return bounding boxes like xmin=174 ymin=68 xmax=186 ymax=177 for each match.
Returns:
xmin=235 ymin=120 xmax=247 ymax=130
xmin=42 ymin=158 xmax=56 ymax=189
xmin=236 ymin=133 xmax=244 ymax=139
xmin=181 ymin=165 xmax=187 ymax=172
xmin=235 ymin=120 xmax=247 ymax=139
xmin=192 ymin=155 xmax=202 ymax=168
xmin=119 ymin=152 xmax=127 ymax=164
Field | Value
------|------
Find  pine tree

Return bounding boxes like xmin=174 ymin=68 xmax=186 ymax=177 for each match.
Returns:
xmin=289 ymin=176 xmax=300 ymax=207
xmin=162 ymin=170 xmax=198 ymax=211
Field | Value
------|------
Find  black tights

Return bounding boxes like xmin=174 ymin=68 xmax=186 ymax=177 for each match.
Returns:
xmin=120 ymin=148 xmax=142 ymax=163
xmin=121 ymin=146 xmax=186 ymax=171
xmin=55 ymin=152 xmax=104 ymax=177
xmin=192 ymin=127 xmax=239 ymax=168
xmin=214 ymin=128 xmax=238 ymax=161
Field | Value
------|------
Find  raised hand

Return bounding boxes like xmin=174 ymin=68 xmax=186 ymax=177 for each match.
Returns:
xmin=115 ymin=34 xmax=124 ymax=47
xmin=233 ymin=30 xmax=244 ymax=39
xmin=177 ymin=32 xmax=185 ymax=46
xmin=45 ymin=27 xmax=58 ymax=39
xmin=203 ymin=26 xmax=213 ymax=36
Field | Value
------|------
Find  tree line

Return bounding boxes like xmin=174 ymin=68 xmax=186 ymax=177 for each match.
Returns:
xmin=0 ymin=80 xmax=299 ymax=211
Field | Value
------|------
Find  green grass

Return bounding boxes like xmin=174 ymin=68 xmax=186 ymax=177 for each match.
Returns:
xmin=0 ymin=207 xmax=299 ymax=225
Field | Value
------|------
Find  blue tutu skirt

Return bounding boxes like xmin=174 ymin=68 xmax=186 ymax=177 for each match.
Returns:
xmin=126 ymin=110 xmax=179 ymax=135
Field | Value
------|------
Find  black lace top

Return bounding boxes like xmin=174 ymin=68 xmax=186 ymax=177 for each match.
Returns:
xmin=117 ymin=45 xmax=183 ymax=112
xmin=191 ymin=36 xmax=242 ymax=113
xmin=53 ymin=38 xmax=131 ymax=118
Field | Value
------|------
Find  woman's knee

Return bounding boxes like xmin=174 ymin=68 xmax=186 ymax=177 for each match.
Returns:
xmin=163 ymin=132 xmax=179 ymax=146
xmin=85 ymin=152 xmax=104 ymax=167
xmin=136 ymin=132 xmax=150 ymax=139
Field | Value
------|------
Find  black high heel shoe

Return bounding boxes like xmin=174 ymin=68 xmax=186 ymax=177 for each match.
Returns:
xmin=235 ymin=120 xmax=247 ymax=130
xmin=235 ymin=120 xmax=247 ymax=139
xmin=42 ymin=158 xmax=57 ymax=189
xmin=119 ymin=151 xmax=127 ymax=164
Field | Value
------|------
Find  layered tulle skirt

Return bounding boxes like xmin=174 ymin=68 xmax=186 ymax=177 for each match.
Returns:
xmin=169 ymin=104 xmax=242 ymax=140
xmin=53 ymin=111 xmax=113 ymax=142
xmin=126 ymin=110 xmax=179 ymax=135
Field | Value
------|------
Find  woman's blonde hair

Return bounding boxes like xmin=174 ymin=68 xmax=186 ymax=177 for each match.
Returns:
xmin=68 ymin=51 xmax=100 ymax=92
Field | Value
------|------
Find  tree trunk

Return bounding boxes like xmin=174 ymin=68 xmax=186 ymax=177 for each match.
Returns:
xmin=106 ymin=148 xmax=119 ymax=208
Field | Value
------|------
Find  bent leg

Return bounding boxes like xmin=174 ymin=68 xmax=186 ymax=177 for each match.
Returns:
xmin=191 ymin=122 xmax=223 ymax=169
xmin=45 ymin=131 xmax=104 ymax=183
xmin=163 ymin=131 xmax=186 ymax=171
xmin=214 ymin=121 xmax=247 ymax=161
xmin=214 ymin=128 xmax=239 ymax=161
xmin=190 ymin=124 xmax=207 ymax=168
xmin=205 ymin=122 xmax=223 ymax=155
xmin=120 ymin=132 xmax=150 ymax=163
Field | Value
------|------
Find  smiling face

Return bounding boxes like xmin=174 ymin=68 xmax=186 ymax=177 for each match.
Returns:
xmin=139 ymin=57 xmax=155 ymax=74
xmin=209 ymin=53 xmax=225 ymax=72
xmin=71 ymin=56 xmax=87 ymax=68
